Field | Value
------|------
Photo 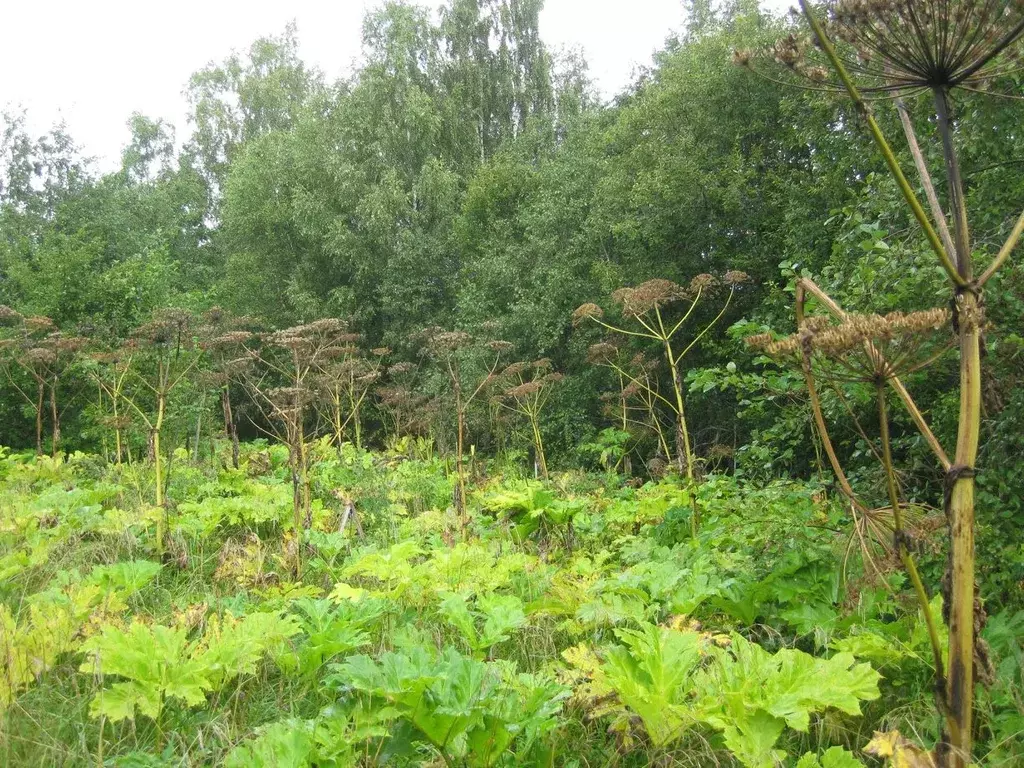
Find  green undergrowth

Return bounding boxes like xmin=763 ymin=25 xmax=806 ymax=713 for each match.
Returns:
xmin=0 ymin=442 xmax=1020 ymax=766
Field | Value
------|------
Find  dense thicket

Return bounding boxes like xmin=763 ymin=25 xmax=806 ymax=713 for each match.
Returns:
xmin=2 ymin=0 xmax=1023 ymax=596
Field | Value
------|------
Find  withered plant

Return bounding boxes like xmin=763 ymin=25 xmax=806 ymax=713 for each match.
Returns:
xmin=574 ymin=273 xmax=748 ymax=531
xmin=119 ymin=309 xmax=203 ymax=554
xmin=589 ymin=342 xmax=674 ymax=473
xmin=739 ymin=2 xmax=1024 ymax=761
xmin=422 ymin=328 xmax=512 ymax=532
xmin=199 ymin=307 xmax=256 ymax=469
xmin=0 ymin=309 xmax=85 ymax=456
xmin=494 ymin=359 xmax=564 ymax=479
xmin=312 ymin=326 xmax=385 ymax=452
xmin=239 ymin=319 xmax=349 ymax=576
xmin=377 ymin=360 xmax=435 ymax=445
xmin=86 ymin=348 xmax=134 ymax=465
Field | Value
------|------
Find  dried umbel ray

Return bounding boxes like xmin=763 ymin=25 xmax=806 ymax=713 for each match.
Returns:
xmin=748 ymin=307 xmax=953 ymax=382
xmin=737 ymin=0 xmax=1024 ymax=96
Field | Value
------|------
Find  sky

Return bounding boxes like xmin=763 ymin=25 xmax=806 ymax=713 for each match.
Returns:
xmin=0 ymin=0 xmax=699 ymax=172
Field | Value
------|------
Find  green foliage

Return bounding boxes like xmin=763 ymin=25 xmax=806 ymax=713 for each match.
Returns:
xmin=80 ymin=610 xmax=300 ymax=723
xmin=571 ymin=622 xmax=880 ymax=767
xmin=330 ymin=646 xmax=567 ymax=765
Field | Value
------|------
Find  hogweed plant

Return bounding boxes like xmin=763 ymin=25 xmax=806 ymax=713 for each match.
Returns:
xmin=494 ymin=359 xmax=564 ymax=480
xmin=199 ymin=307 xmax=256 ymax=469
xmin=749 ymin=295 xmax=953 ymax=719
xmin=422 ymin=328 xmax=511 ymax=534
xmin=589 ymin=343 xmax=675 ymax=474
xmin=0 ymin=309 xmax=85 ymax=456
xmin=738 ymin=1 xmax=1024 ymax=762
xmin=239 ymin=319 xmax=350 ymax=576
xmin=87 ymin=349 xmax=134 ymax=465
xmin=574 ymin=273 xmax=748 ymax=530
xmin=312 ymin=326 xmax=386 ymax=452
xmin=94 ymin=309 xmax=204 ymax=555
xmin=377 ymin=360 xmax=436 ymax=445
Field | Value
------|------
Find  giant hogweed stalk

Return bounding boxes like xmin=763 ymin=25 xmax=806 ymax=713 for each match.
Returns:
xmin=311 ymin=327 xmax=386 ymax=453
xmin=589 ymin=342 xmax=675 ymax=473
xmin=200 ymin=307 xmax=258 ymax=470
xmin=739 ymin=4 xmax=1024 ymax=759
xmin=574 ymin=273 xmax=748 ymax=531
xmin=115 ymin=310 xmax=204 ymax=555
xmin=750 ymin=295 xmax=953 ymax=717
xmin=421 ymin=328 xmax=511 ymax=536
xmin=494 ymin=359 xmax=564 ymax=480
xmin=0 ymin=309 xmax=85 ymax=457
xmin=236 ymin=319 xmax=351 ymax=576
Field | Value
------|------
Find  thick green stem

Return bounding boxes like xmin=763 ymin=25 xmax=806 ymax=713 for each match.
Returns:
xmin=934 ymin=85 xmax=980 ymax=768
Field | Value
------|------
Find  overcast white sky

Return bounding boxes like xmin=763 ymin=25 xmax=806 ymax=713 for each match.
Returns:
xmin=0 ymin=0 xmax=781 ymax=172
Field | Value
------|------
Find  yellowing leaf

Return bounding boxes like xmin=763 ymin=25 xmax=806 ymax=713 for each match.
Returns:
xmin=863 ymin=730 xmax=936 ymax=767
xmin=329 ymin=581 xmax=367 ymax=603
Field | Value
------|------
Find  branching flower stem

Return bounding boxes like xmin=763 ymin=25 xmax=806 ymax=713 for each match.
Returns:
xmin=876 ymin=380 xmax=949 ymax=734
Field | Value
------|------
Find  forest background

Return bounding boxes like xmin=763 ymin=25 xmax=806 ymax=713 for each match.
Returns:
xmin=2 ymin=0 xmax=1023 ymax=607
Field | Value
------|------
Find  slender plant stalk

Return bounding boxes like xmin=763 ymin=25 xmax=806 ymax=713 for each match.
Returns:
xmin=876 ymin=382 xmax=949 ymax=727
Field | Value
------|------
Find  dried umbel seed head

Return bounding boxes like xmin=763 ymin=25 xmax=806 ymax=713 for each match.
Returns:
xmin=572 ymin=302 xmax=604 ymax=325
xmin=533 ymin=357 xmax=553 ymax=371
xmin=723 ymin=270 xmax=751 ymax=286
xmin=613 ymin=279 xmax=688 ymax=317
xmin=732 ymin=48 xmax=753 ymax=67
xmin=23 ymin=315 xmax=56 ymax=334
xmin=209 ymin=331 xmax=254 ymax=349
xmin=204 ymin=306 xmax=225 ymax=326
xmin=687 ymin=274 xmax=717 ymax=294
xmin=303 ymin=318 xmax=347 ymax=336
xmin=825 ymin=0 xmax=1024 ymax=92
xmin=133 ymin=319 xmax=177 ymax=347
xmin=773 ymin=33 xmax=809 ymax=69
xmin=506 ymin=380 xmax=544 ymax=399
xmin=811 ymin=308 xmax=951 ymax=358
xmin=500 ymin=361 xmax=530 ymax=378
xmin=371 ymin=346 xmax=391 ymax=357
xmin=542 ymin=372 xmax=565 ymax=385
xmin=486 ymin=340 xmax=514 ymax=353
xmin=587 ymin=342 xmax=618 ymax=364
xmin=430 ymin=330 xmax=473 ymax=352
xmin=53 ymin=335 xmax=87 ymax=355
xmin=0 ymin=305 xmax=23 ymax=326
xmin=24 ymin=346 xmax=57 ymax=366
xmin=336 ymin=332 xmax=363 ymax=345
xmin=388 ymin=361 xmax=414 ymax=376
xmin=752 ymin=307 xmax=952 ymax=379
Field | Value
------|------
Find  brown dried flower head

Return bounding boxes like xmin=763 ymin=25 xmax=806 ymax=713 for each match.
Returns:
xmin=750 ymin=307 xmax=952 ymax=379
xmin=613 ymin=279 xmax=688 ymax=317
xmin=723 ymin=270 xmax=751 ymax=286
xmin=371 ymin=346 xmax=391 ymax=357
xmin=486 ymin=340 xmax=514 ymax=353
xmin=757 ymin=0 xmax=1024 ymax=95
xmin=0 ymin=306 xmax=23 ymax=326
xmin=430 ymin=330 xmax=473 ymax=352
xmin=388 ymin=361 xmax=415 ymax=376
xmin=506 ymin=380 xmax=544 ymax=399
xmin=572 ymin=302 xmax=604 ymax=326
xmin=826 ymin=0 xmax=1024 ymax=93
xmin=23 ymin=315 xmax=56 ymax=334
xmin=587 ymin=342 xmax=618 ymax=364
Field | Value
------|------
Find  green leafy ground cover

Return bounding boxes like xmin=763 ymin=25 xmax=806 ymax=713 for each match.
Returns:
xmin=0 ymin=442 xmax=1020 ymax=766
